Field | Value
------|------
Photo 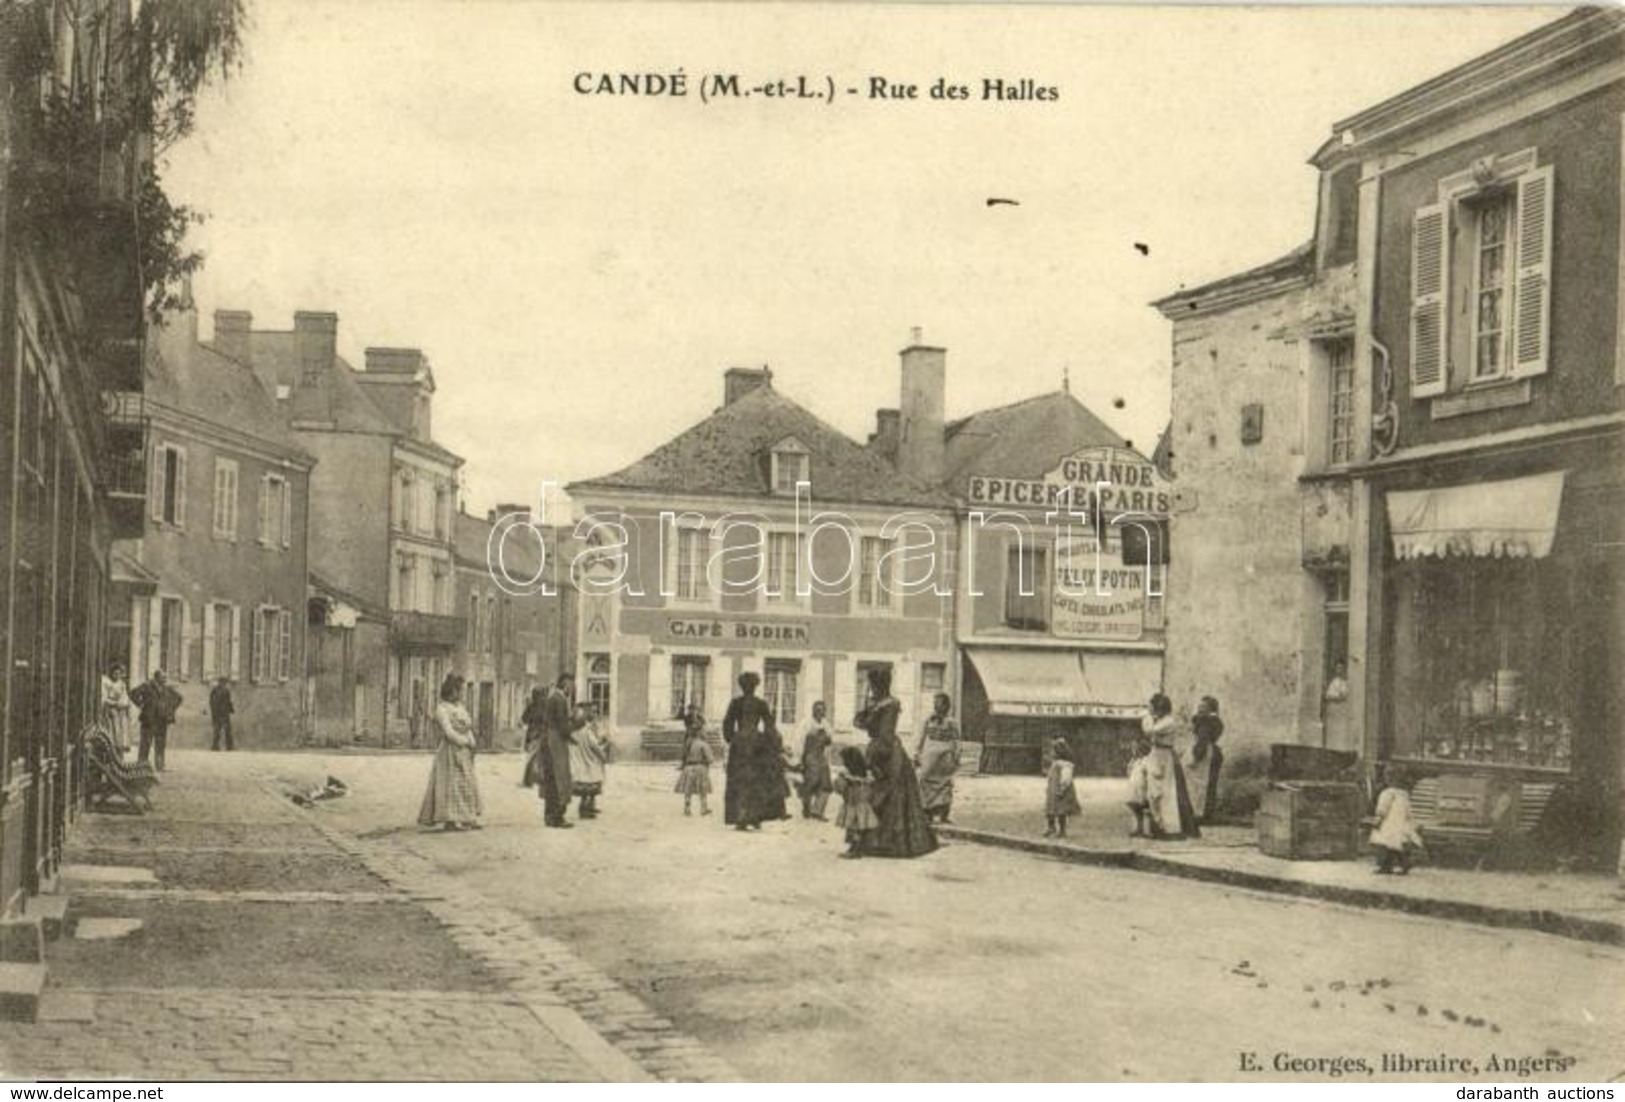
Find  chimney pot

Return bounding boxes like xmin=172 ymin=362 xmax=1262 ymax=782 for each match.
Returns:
xmin=213 ymin=309 xmax=253 ymax=365
xmin=293 ymin=310 xmax=338 ymax=391
xmin=723 ymin=366 xmax=772 ymax=406
xmin=897 ymin=339 xmax=946 ymax=486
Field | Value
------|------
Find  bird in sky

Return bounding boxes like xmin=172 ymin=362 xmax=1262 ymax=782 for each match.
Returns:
xmin=986 ymin=197 xmax=1020 ymax=207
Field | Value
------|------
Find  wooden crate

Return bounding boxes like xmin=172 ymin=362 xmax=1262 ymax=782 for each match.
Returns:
xmin=1257 ymin=783 xmax=1364 ymax=860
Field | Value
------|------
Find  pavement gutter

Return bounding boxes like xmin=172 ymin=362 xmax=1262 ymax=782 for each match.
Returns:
xmin=937 ymin=826 xmax=1624 ymax=947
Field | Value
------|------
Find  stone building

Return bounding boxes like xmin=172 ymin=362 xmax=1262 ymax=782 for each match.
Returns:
xmin=1154 ymin=8 xmax=1624 ymax=864
xmin=115 ymin=303 xmax=315 ymax=748
xmin=208 ymin=312 xmax=465 ymax=744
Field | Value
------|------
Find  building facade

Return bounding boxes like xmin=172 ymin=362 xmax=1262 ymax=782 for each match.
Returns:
xmin=933 ymin=393 xmax=1171 ymax=775
xmin=1156 ymin=8 xmax=1624 ymax=861
xmin=567 ymin=358 xmax=958 ymax=753
xmin=453 ymin=506 xmax=576 ymax=748
xmin=115 ymin=305 xmax=314 ymax=747
xmin=0 ymin=0 xmax=146 ymax=914
xmin=211 ymin=313 xmax=466 ymax=744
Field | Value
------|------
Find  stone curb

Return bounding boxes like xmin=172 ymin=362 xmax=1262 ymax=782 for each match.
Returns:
xmin=272 ymin=782 xmax=740 ymax=1082
xmin=937 ymin=826 xmax=1625 ymax=947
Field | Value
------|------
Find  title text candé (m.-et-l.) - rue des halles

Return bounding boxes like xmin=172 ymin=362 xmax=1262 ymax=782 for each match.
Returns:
xmin=571 ymin=71 xmax=1059 ymax=103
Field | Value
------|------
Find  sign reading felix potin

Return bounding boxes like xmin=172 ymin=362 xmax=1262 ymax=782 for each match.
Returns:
xmin=967 ymin=445 xmax=1173 ymax=517
xmin=1053 ymin=539 xmax=1146 ymax=641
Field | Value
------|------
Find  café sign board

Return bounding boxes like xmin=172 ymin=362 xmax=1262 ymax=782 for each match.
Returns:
xmin=660 ymin=616 xmax=811 ymax=646
xmin=967 ymin=445 xmax=1173 ymax=519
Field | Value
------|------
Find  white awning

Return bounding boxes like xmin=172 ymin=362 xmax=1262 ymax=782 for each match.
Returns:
xmin=965 ymin=648 xmax=1162 ymax=719
xmin=1386 ymin=471 xmax=1566 ymax=560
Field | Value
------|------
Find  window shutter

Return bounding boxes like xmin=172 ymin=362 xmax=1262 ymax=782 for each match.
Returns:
xmin=648 ymin=653 xmax=671 ymax=722
xmin=179 ymin=600 xmax=194 ymax=680
xmin=203 ymin=603 xmax=217 ymax=681
xmin=258 ymin=478 xmax=271 ymax=546
xmin=226 ymin=465 xmax=237 ymax=539
xmin=1510 ymin=165 xmax=1554 ymax=380
xmin=252 ymin=608 xmax=267 ymax=683
xmin=1409 ymin=202 xmax=1449 ymax=398
xmin=280 ymin=480 xmax=292 ymax=548
xmin=146 ymin=596 xmax=162 ymax=679
xmin=278 ymin=611 xmax=292 ymax=681
xmin=833 ymin=661 xmax=855 ymax=731
xmin=173 ymin=449 xmax=188 ymax=529
xmin=229 ymin=605 xmax=242 ymax=682
xmin=148 ymin=445 xmax=164 ymax=522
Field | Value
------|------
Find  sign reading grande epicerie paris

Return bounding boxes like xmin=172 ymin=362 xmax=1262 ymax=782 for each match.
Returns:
xmin=662 ymin=617 xmax=811 ymax=645
xmin=967 ymin=445 xmax=1173 ymax=517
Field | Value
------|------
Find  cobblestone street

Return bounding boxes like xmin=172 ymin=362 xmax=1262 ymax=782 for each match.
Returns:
xmin=3 ymin=749 xmax=1622 ymax=1083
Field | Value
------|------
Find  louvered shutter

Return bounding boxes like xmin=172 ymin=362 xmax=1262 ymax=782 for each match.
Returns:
xmin=202 ymin=603 xmax=217 ymax=681
xmin=179 ymin=600 xmax=194 ymax=680
xmin=280 ymin=480 xmax=292 ymax=548
xmin=229 ymin=605 xmax=242 ymax=682
xmin=1409 ymin=203 xmax=1450 ymax=398
xmin=833 ymin=661 xmax=855 ymax=731
xmin=648 ymin=653 xmax=671 ymax=722
xmin=258 ymin=478 xmax=271 ymax=546
xmin=146 ymin=596 xmax=162 ymax=679
xmin=173 ymin=449 xmax=187 ymax=529
xmin=1510 ymin=166 xmax=1554 ymax=380
xmin=148 ymin=444 xmax=164 ymax=522
xmin=278 ymin=611 xmax=292 ymax=680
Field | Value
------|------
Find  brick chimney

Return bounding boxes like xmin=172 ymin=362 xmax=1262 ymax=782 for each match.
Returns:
xmin=361 ymin=347 xmax=433 ymax=439
xmin=294 ymin=311 xmax=338 ymax=387
xmin=213 ymin=309 xmax=252 ymax=366
xmin=724 ymin=366 xmax=772 ymax=405
xmin=868 ymin=408 xmax=900 ymax=461
xmin=897 ymin=329 xmax=945 ymax=486
xmin=490 ymin=502 xmax=532 ymax=524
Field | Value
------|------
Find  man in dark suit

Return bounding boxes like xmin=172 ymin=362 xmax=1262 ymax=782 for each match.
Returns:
xmin=538 ymin=672 xmax=586 ymax=828
xmin=131 ymin=669 xmax=182 ymax=772
xmin=209 ymin=677 xmax=235 ymax=751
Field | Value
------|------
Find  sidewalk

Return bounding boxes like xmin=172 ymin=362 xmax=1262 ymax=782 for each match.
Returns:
xmin=0 ymin=751 xmax=730 ymax=1082
xmin=946 ymin=775 xmax=1625 ymax=947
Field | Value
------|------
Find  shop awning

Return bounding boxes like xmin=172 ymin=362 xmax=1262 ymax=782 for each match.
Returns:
xmin=965 ymin=647 xmax=1162 ymax=719
xmin=1386 ymin=471 xmax=1566 ymax=560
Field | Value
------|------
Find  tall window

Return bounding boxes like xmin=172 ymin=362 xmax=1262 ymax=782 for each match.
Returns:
xmin=1327 ymin=338 xmax=1355 ymax=466
xmin=1323 ymin=571 xmax=1350 ymax=685
xmin=155 ymin=443 xmax=186 ymax=527
xmin=434 ymin=480 xmax=449 ymax=539
xmin=467 ymin=591 xmax=479 ymax=647
xmin=671 ymin=526 xmax=709 ymax=602
xmin=918 ymin=662 xmax=946 ymax=725
xmin=252 ymin=607 xmax=292 ymax=683
xmin=204 ymin=601 xmax=238 ymax=681
xmin=764 ymin=659 xmax=800 ymax=725
xmin=857 ymin=536 xmax=892 ymax=610
xmin=585 ymin=654 xmax=612 ymax=717
xmin=671 ymin=656 xmax=709 ymax=718
xmin=159 ymin=597 xmax=185 ymax=675
xmin=212 ymin=458 xmax=238 ymax=539
xmin=258 ymin=475 xmax=291 ymax=548
xmin=484 ymin=594 xmax=497 ymax=652
xmin=1469 ymin=191 xmax=1514 ymax=381
xmin=764 ymin=532 xmax=802 ymax=602
xmin=396 ymin=469 xmax=416 ymax=531
xmin=1004 ymin=545 xmax=1049 ymax=631
xmin=397 ymin=553 xmax=417 ymax=611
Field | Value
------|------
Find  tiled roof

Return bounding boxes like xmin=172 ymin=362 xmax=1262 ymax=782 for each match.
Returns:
xmin=570 ymin=384 xmax=954 ymax=509
xmin=221 ymin=331 xmax=400 ymax=435
xmin=941 ymin=390 xmax=1135 ymax=485
xmin=146 ymin=332 xmax=311 ymax=463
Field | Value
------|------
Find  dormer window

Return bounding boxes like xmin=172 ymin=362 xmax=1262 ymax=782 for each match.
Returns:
xmin=770 ymin=437 xmax=810 ymax=495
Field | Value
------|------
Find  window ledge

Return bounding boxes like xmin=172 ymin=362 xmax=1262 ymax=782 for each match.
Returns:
xmin=1430 ymin=379 xmax=1531 ymax=420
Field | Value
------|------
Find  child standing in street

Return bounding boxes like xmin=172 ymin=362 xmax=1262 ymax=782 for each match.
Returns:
xmin=1369 ymin=768 xmax=1423 ymax=874
xmin=1045 ymin=739 xmax=1083 ymax=838
xmin=832 ymin=745 xmax=877 ymax=859
xmin=1125 ymin=732 xmax=1152 ymax=837
xmin=675 ymin=706 xmax=714 ymax=816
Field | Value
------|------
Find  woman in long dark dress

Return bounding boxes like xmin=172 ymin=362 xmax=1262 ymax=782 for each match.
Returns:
xmin=855 ymin=667 xmax=937 ymax=858
xmin=722 ymin=672 xmax=786 ymax=831
xmin=1186 ymin=695 xmax=1225 ymax=823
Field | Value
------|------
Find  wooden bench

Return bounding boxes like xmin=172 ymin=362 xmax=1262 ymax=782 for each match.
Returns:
xmin=1407 ymin=775 xmax=1559 ymax=868
xmin=84 ymin=728 xmax=158 ymax=813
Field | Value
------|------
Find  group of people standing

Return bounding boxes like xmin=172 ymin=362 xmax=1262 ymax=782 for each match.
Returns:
xmin=1126 ymin=692 xmax=1225 ymax=840
xmin=702 ymin=666 xmax=941 ymax=860
xmin=98 ymin=663 xmax=200 ymax=771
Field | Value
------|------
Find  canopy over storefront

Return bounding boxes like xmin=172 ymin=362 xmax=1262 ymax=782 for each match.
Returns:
xmin=966 ymin=647 xmax=1162 ymax=719
xmin=1386 ymin=471 xmax=1566 ymax=560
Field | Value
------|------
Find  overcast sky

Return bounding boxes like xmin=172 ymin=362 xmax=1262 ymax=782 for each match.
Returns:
xmin=163 ymin=1 xmax=1561 ymax=516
